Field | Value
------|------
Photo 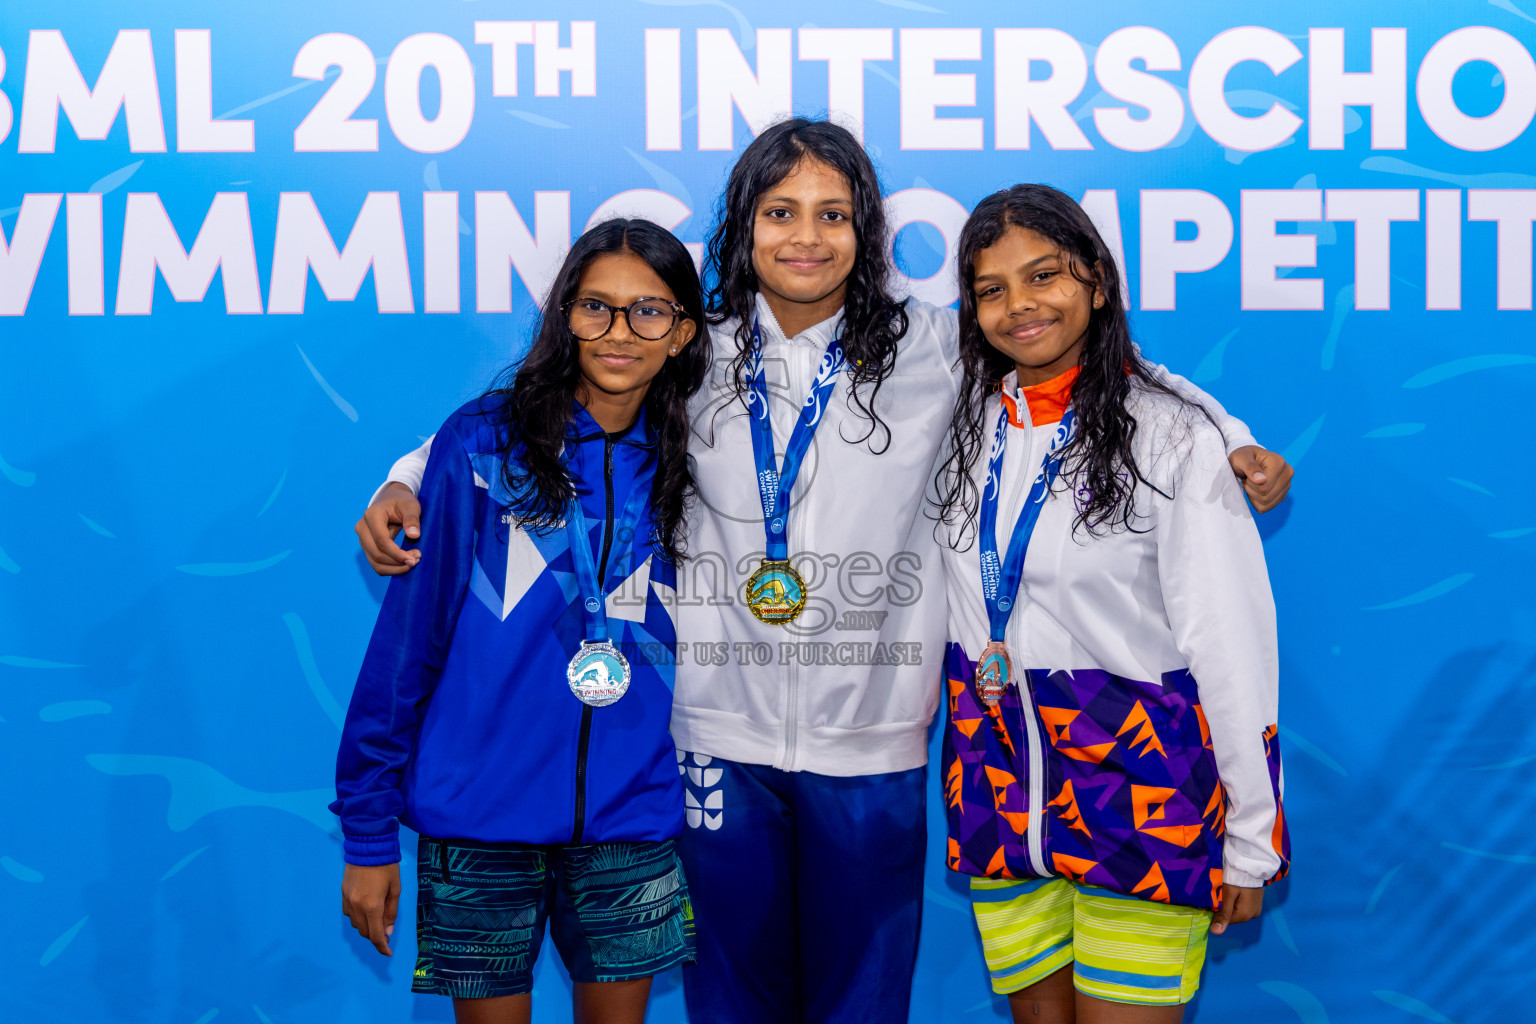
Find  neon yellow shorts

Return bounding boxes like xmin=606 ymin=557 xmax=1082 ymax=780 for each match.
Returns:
xmin=970 ymin=876 xmax=1210 ymax=1006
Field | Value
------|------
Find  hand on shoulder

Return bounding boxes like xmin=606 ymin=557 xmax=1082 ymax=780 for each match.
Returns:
xmin=1228 ymin=445 xmax=1293 ymax=513
xmin=356 ymin=482 xmax=422 ymax=576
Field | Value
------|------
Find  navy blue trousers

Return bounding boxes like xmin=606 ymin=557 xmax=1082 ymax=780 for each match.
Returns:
xmin=677 ymin=753 xmax=927 ymax=1024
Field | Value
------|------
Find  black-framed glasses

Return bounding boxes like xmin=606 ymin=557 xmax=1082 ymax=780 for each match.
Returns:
xmin=562 ymin=296 xmax=688 ymax=341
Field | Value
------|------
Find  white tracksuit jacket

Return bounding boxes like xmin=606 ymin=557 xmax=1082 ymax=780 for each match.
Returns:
xmin=940 ymin=368 xmax=1286 ymax=901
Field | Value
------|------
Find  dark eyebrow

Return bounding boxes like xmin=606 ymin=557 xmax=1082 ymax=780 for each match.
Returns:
xmin=971 ymin=254 xmax=1060 ymax=285
xmin=574 ymin=288 xmax=674 ymax=305
xmin=758 ymin=195 xmax=853 ymax=208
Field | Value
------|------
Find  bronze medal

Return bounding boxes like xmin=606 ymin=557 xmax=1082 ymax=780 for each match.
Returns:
xmin=974 ymin=640 xmax=1012 ymax=706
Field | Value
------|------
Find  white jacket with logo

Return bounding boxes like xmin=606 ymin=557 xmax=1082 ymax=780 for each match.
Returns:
xmin=378 ymin=295 xmax=1258 ymax=777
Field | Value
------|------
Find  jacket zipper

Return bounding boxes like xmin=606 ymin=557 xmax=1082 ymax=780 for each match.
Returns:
xmin=1013 ymin=424 xmax=1050 ymax=877
xmin=781 ymin=334 xmax=812 ymax=771
xmin=1022 ymin=672 xmax=1049 ymax=876
xmin=571 ymin=434 xmax=618 ymax=844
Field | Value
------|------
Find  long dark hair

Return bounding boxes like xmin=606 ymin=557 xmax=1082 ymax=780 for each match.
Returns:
xmin=935 ymin=184 xmax=1197 ymax=543
xmin=703 ymin=118 xmax=909 ymax=450
xmin=486 ymin=218 xmax=708 ymax=563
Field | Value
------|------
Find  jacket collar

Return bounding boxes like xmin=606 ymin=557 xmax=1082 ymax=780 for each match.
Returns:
xmin=753 ymin=292 xmax=843 ymax=349
xmin=568 ymin=400 xmax=655 ymax=448
xmin=1000 ymin=366 xmax=1079 ymax=428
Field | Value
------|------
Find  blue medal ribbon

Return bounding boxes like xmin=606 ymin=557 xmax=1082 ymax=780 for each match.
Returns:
xmin=564 ymin=448 xmax=655 ymax=645
xmin=746 ymin=318 xmax=846 ymax=561
xmin=978 ymin=403 xmax=1076 ymax=644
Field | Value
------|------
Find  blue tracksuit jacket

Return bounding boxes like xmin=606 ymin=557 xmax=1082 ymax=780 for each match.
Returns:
xmin=332 ymin=398 xmax=683 ymax=865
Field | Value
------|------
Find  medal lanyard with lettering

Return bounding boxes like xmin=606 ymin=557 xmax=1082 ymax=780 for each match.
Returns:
xmin=974 ymin=404 xmax=1076 ymax=705
xmin=564 ymin=448 xmax=653 ymax=706
xmin=743 ymin=318 xmax=846 ymax=624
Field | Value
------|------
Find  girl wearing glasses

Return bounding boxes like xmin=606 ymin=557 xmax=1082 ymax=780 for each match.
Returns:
xmin=354 ymin=121 xmax=1292 ymax=1023
xmin=331 ymin=218 xmax=707 ymax=1024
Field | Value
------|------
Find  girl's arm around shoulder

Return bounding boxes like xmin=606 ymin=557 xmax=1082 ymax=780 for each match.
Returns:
xmin=332 ymin=412 xmax=481 ymax=866
xmin=902 ymin=298 xmax=962 ymax=384
xmin=370 ymin=436 xmax=434 ymax=503
xmin=357 ymin=436 xmax=435 ymax=576
xmin=1138 ymin=354 xmax=1257 ymax=453
xmin=1153 ymin=410 xmax=1290 ymax=890
xmin=1140 ymin=357 xmax=1293 ymax=512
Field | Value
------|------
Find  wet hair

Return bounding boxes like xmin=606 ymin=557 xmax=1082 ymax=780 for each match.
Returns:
xmin=935 ymin=183 xmax=1198 ymax=543
xmin=703 ymin=117 xmax=909 ymax=450
xmin=485 ymin=218 xmax=709 ymax=563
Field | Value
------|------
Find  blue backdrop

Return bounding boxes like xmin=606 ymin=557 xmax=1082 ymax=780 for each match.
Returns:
xmin=2 ymin=2 xmax=1534 ymax=1022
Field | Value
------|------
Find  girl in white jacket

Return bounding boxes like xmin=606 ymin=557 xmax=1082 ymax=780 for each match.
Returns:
xmin=935 ymin=184 xmax=1289 ymax=1022
xmin=355 ymin=122 xmax=1293 ymax=1024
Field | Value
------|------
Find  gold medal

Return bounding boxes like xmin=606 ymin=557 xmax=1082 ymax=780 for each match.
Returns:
xmin=975 ymin=640 xmax=1012 ymax=706
xmin=745 ymin=559 xmax=808 ymax=625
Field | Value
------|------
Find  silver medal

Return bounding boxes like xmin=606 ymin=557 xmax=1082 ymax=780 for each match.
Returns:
xmin=567 ymin=640 xmax=631 ymax=707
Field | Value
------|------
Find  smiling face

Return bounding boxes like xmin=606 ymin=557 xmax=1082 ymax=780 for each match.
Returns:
xmin=570 ymin=249 xmax=696 ymax=425
xmin=751 ymin=157 xmax=858 ymax=334
xmin=970 ymin=224 xmax=1104 ymax=387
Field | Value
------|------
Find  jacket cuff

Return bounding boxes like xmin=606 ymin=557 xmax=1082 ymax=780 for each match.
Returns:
xmin=1221 ymin=427 xmax=1260 ymax=457
xmin=1222 ymin=864 xmax=1268 ymax=889
xmin=343 ymin=827 xmax=401 ymax=866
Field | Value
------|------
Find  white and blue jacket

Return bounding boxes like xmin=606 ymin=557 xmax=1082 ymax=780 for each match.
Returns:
xmin=332 ymin=398 xmax=684 ymax=865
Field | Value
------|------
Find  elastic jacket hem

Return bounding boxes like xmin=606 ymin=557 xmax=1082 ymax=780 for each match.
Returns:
xmin=344 ymin=828 xmax=401 ymax=866
xmin=1222 ymin=866 xmax=1267 ymax=888
xmin=670 ymin=705 xmax=930 ymax=777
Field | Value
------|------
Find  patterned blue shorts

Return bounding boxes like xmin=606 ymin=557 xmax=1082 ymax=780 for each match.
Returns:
xmin=412 ymin=838 xmax=694 ymax=999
